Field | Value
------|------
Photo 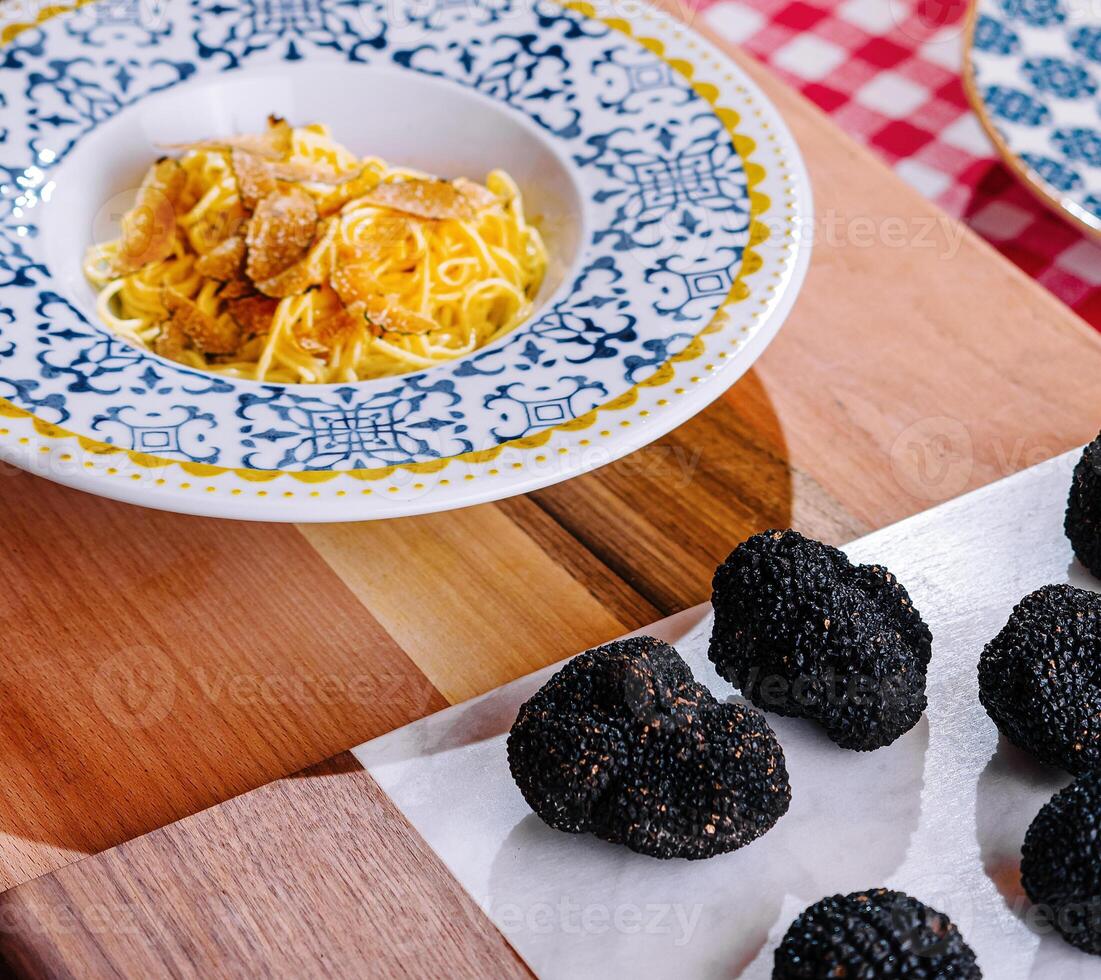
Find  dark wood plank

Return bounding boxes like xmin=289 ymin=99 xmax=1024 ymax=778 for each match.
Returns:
xmin=0 ymin=754 xmax=531 ymax=979
xmin=495 ymin=494 xmax=663 ymax=631
xmin=531 ymin=371 xmax=864 ymax=615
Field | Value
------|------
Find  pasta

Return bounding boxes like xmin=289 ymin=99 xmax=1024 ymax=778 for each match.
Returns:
xmin=83 ymin=118 xmax=548 ymax=383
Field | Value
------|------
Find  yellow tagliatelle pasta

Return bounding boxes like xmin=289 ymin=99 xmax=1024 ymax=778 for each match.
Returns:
xmin=83 ymin=119 xmax=548 ymax=384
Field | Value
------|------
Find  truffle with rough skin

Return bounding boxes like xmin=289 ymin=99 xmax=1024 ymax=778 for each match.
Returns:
xmin=708 ymin=529 xmax=932 ymax=751
xmin=1021 ymin=772 xmax=1101 ymax=956
xmin=507 ymin=636 xmax=791 ymax=860
xmin=978 ymin=584 xmax=1101 ymax=774
xmin=773 ymin=888 xmax=981 ymax=978
xmin=1067 ymin=434 xmax=1101 ymax=579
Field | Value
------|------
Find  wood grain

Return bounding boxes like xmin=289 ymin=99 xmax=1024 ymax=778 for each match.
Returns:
xmin=1 ymin=5 xmax=1100 ymax=976
xmin=0 ymin=477 xmax=445 ymax=889
xmin=0 ymin=754 xmax=531 ymax=979
xmin=300 ymin=501 xmax=631 ymax=703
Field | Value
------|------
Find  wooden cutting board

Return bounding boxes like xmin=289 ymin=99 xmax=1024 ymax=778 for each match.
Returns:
xmin=0 ymin=2 xmax=1100 ymax=976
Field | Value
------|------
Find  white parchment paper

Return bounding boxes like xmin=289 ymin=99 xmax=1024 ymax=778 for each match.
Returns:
xmin=355 ymin=450 xmax=1095 ymax=979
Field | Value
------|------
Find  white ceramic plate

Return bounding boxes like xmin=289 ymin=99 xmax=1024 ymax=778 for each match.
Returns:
xmin=0 ymin=0 xmax=811 ymax=521
xmin=966 ymin=0 xmax=1101 ymax=239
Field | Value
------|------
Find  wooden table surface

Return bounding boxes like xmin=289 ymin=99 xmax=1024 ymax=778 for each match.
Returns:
xmin=1 ymin=3 xmax=1100 ymax=975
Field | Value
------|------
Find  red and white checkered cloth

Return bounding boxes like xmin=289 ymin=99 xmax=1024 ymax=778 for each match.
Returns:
xmin=699 ymin=0 xmax=1101 ymax=328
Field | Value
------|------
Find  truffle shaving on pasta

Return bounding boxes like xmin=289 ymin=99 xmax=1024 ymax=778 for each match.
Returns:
xmin=84 ymin=117 xmax=548 ymax=383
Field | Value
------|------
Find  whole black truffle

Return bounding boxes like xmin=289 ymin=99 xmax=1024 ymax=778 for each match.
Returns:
xmin=978 ymin=584 xmax=1101 ymax=774
xmin=1021 ymin=772 xmax=1101 ymax=955
xmin=709 ymin=529 xmax=932 ymax=751
xmin=1067 ymin=434 xmax=1101 ymax=579
xmin=773 ymin=888 xmax=981 ymax=979
xmin=507 ymin=635 xmax=790 ymax=860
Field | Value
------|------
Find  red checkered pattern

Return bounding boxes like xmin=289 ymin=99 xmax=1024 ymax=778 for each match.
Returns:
xmin=699 ymin=0 xmax=1101 ymax=327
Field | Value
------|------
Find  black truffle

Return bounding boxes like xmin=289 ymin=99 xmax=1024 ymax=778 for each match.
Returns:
xmin=773 ymin=888 xmax=982 ymax=979
xmin=507 ymin=635 xmax=790 ymax=860
xmin=1021 ymin=771 xmax=1101 ymax=956
xmin=978 ymin=584 xmax=1101 ymax=775
xmin=1067 ymin=434 xmax=1101 ymax=579
xmin=708 ymin=529 xmax=931 ymax=751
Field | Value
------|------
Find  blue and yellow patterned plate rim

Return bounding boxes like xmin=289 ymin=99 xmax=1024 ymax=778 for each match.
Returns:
xmin=0 ymin=0 xmax=812 ymax=520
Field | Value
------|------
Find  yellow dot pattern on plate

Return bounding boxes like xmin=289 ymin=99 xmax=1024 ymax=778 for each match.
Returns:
xmin=0 ymin=0 xmax=802 ymax=507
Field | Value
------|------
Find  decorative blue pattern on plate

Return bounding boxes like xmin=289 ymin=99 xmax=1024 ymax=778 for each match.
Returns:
xmin=0 ymin=0 xmax=811 ymax=520
xmin=969 ymin=0 xmax=1101 ymax=233
xmin=0 ymin=0 xmax=759 ymax=472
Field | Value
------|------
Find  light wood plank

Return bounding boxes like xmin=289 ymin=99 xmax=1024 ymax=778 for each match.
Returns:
xmin=300 ymin=502 xmax=631 ymax=702
xmin=734 ymin=46 xmax=1101 ymax=529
